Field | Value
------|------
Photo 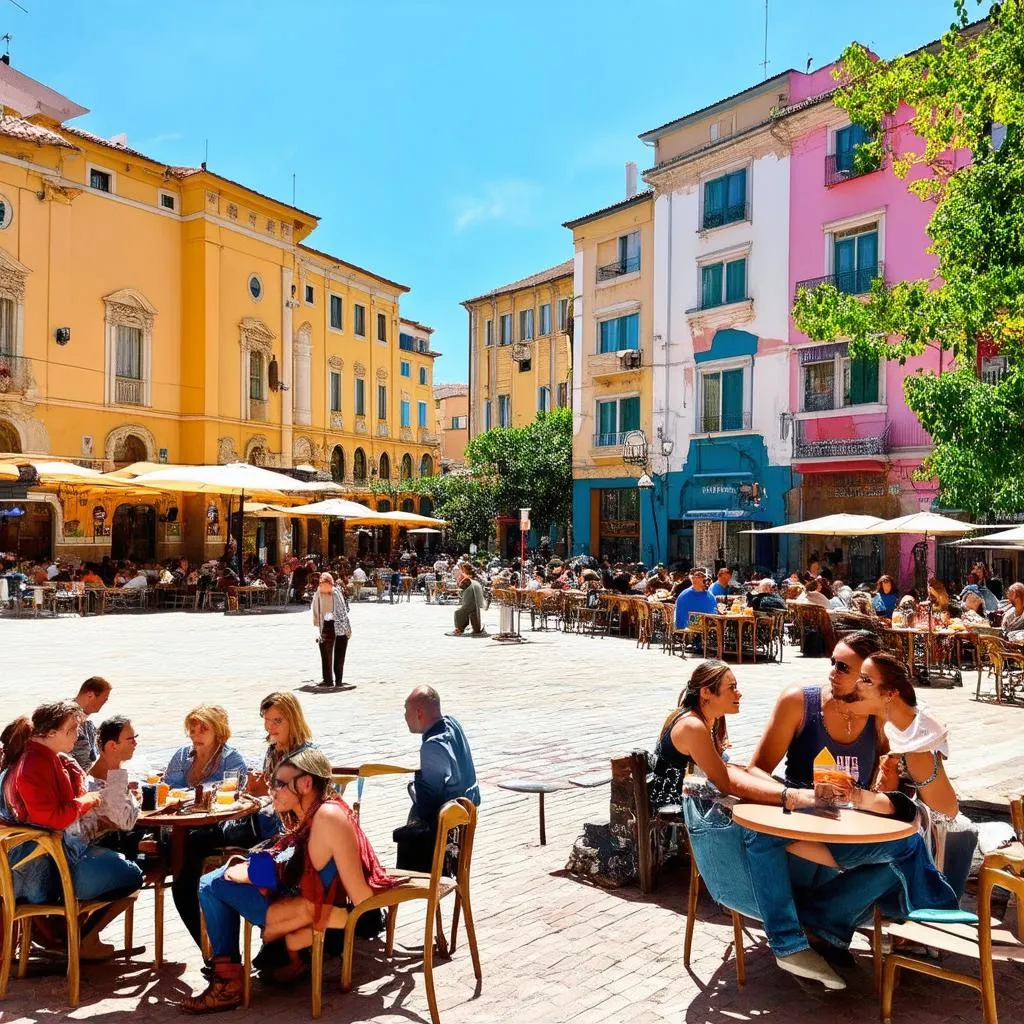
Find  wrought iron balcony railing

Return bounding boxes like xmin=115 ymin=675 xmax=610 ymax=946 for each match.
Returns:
xmin=597 ymin=254 xmax=641 ymax=281
xmin=795 ymin=262 xmax=885 ymax=298
xmin=698 ymin=410 xmax=752 ymax=433
xmin=702 ymin=201 xmax=749 ymax=231
xmin=592 ymin=430 xmax=632 ymax=449
xmin=793 ymin=423 xmax=890 ymax=460
xmin=825 ymin=152 xmax=881 ymax=187
xmin=691 ymin=292 xmax=750 ymax=313
xmin=0 ymin=353 xmax=32 ymax=396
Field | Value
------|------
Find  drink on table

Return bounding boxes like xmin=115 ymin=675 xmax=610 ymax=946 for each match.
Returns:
xmin=221 ymin=770 xmax=240 ymax=793
xmin=156 ymin=781 xmax=170 ymax=807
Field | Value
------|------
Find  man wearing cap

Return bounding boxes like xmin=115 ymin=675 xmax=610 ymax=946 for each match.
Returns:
xmin=674 ymin=567 xmax=718 ymax=629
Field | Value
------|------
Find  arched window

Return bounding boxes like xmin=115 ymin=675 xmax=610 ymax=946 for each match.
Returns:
xmin=353 ymin=448 xmax=367 ymax=482
xmin=400 ymin=453 xmax=412 ymax=480
xmin=419 ymin=496 xmax=434 ymax=517
xmin=247 ymin=445 xmax=267 ymax=466
xmin=401 ymin=498 xmax=415 ymax=513
xmin=113 ymin=433 xmax=147 ymax=468
xmin=379 ymin=453 xmax=390 ymax=480
xmin=377 ymin=499 xmax=391 ymax=512
xmin=330 ymin=445 xmax=345 ymax=483
xmin=419 ymin=454 xmax=434 ymax=477
xmin=0 ymin=418 xmax=21 ymax=453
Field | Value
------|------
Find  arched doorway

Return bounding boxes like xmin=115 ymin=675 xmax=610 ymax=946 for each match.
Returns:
xmin=247 ymin=446 xmax=267 ymax=467
xmin=419 ymin=497 xmax=434 ymax=517
xmin=111 ymin=503 xmax=156 ymax=561
xmin=378 ymin=453 xmax=390 ymax=480
xmin=353 ymin=448 xmax=367 ymax=483
xmin=0 ymin=418 xmax=21 ymax=454
xmin=113 ymin=433 xmax=147 ymax=469
xmin=330 ymin=445 xmax=345 ymax=483
xmin=401 ymin=498 xmax=415 ymax=513
xmin=420 ymin=454 xmax=433 ymax=477
xmin=400 ymin=453 xmax=412 ymax=481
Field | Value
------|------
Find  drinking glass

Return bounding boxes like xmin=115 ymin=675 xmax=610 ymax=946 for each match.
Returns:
xmin=222 ymin=770 xmax=240 ymax=793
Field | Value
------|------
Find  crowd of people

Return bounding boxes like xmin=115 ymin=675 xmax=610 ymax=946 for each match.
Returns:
xmin=0 ymin=679 xmax=480 ymax=1013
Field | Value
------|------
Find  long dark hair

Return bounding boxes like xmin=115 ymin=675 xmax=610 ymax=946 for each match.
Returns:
xmin=863 ymin=653 xmax=918 ymax=707
xmin=0 ymin=701 xmax=83 ymax=771
xmin=675 ymin=660 xmax=732 ymax=752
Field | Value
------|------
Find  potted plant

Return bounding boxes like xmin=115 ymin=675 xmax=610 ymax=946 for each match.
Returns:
xmin=0 ymin=362 xmax=11 ymax=393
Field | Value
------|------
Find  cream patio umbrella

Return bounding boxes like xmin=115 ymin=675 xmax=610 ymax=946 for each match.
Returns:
xmin=946 ymin=524 xmax=1024 ymax=546
xmin=284 ymin=497 xmax=382 ymax=519
xmin=740 ymin=513 xmax=885 ymax=536
xmin=375 ymin=509 xmax=448 ymax=528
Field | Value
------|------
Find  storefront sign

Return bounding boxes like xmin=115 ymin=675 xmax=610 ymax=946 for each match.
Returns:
xmin=701 ymin=484 xmax=737 ymax=496
xmin=832 ymin=485 xmax=901 ymax=499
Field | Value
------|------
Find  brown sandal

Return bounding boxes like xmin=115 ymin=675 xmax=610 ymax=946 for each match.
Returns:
xmin=181 ymin=957 xmax=244 ymax=1014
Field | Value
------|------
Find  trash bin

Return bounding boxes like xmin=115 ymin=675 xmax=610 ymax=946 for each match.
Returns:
xmin=499 ymin=604 xmax=514 ymax=635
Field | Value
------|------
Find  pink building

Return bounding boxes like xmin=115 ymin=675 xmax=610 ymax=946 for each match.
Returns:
xmin=783 ymin=64 xmax=961 ymax=589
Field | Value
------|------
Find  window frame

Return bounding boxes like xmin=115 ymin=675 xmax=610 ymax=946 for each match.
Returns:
xmin=400 ymin=359 xmax=411 ymax=378
xmin=800 ymin=349 xmax=882 ymax=412
xmin=418 ymin=400 xmax=428 ymax=428
xmin=355 ymin=377 xmax=366 ymax=417
xmin=538 ymin=386 xmax=551 ymax=413
xmin=329 ymin=293 xmax=343 ymax=332
xmin=157 ymin=189 xmax=177 ymax=212
xmin=519 ymin=308 xmax=534 ymax=342
xmin=597 ymin=311 xmax=640 ymax=354
xmin=497 ymin=393 xmax=511 ymax=428
xmin=377 ymin=382 xmax=387 ymax=421
xmin=699 ymin=255 xmax=748 ymax=309
xmin=485 ymin=318 xmax=494 ymax=346
xmin=539 ymin=303 xmax=551 ymax=335
xmin=400 ymin=399 xmax=411 ymax=429
xmin=418 ymin=366 xmax=427 ymax=386
xmin=354 ymin=303 xmax=367 ymax=338
xmin=594 ymin=393 xmax=641 ymax=447
xmin=557 ymin=298 xmax=569 ymax=332
xmin=329 ymin=370 xmax=341 ymax=414
xmin=377 ymin=311 xmax=388 ymax=343
xmin=698 ymin=363 xmax=748 ymax=433
xmin=87 ymin=163 xmax=115 ymax=194
xmin=304 ymin=283 xmax=315 ymax=305
xmin=249 ymin=350 xmax=265 ymax=402
xmin=499 ymin=313 xmax=513 ymax=346
xmin=699 ymin=163 xmax=749 ymax=231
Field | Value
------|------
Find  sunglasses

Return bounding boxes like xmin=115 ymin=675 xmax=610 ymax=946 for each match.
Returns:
xmin=270 ymin=771 xmax=308 ymax=791
xmin=830 ymin=657 xmax=852 ymax=675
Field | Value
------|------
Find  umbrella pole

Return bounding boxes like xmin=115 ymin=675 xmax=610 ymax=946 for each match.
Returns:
xmin=237 ymin=489 xmax=246 ymax=576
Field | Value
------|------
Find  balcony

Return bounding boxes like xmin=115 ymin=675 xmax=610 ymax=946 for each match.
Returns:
xmin=0 ymin=353 xmax=33 ymax=397
xmin=597 ymin=255 xmax=640 ymax=282
xmin=592 ymin=431 xmax=631 ymax=449
xmin=586 ymin=348 xmax=643 ymax=381
xmin=249 ymin=398 xmax=268 ymax=421
xmin=698 ymin=410 xmax=752 ymax=434
xmin=115 ymin=376 xmax=145 ymax=406
xmin=685 ymin=295 xmax=754 ymax=332
xmin=399 ymin=335 xmax=415 ymax=352
xmin=794 ymin=422 xmax=890 ymax=460
xmin=825 ymin=151 xmax=881 ymax=188
xmin=795 ymin=262 xmax=885 ymax=298
xmin=701 ymin=201 xmax=749 ymax=231
xmin=400 ymin=427 xmax=413 ymax=442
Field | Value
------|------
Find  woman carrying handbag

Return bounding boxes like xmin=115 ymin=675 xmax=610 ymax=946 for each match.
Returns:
xmin=311 ymin=572 xmax=353 ymax=689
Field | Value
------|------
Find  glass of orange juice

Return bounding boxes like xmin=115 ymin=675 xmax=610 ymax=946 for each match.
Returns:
xmin=146 ymin=771 xmax=161 ymax=785
xmin=221 ymin=770 xmax=240 ymax=793
xmin=156 ymin=781 xmax=170 ymax=807
xmin=216 ymin=789 xmax=235 ymax=807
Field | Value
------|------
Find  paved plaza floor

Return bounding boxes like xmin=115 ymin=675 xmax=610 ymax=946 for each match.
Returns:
xmin=2 ymin=600 xmax=1022 ymax=1023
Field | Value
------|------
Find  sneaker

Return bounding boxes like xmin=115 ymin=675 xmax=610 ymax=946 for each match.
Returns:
xmin=775 ymin=949 xmax=847 ymax=990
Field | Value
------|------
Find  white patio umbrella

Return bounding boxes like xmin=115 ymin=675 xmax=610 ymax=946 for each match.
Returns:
xmin=946 ymin=524 xmax=1024 ymax=545
xmin=375 ymin=510 xmax=448 ymax=528
xmin=407 ymin=526 xmax=442 ymax=535
xmin=741 ymin=513 xmax=885 ymax=536
xmin=285 ymin=497 xmax=381 ymax=518
xmin=862 ymin=511 xmax=976 ymax=538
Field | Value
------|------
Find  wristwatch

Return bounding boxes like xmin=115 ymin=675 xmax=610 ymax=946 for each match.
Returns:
xmin=781 ymin=787 xmax=792 ymax=814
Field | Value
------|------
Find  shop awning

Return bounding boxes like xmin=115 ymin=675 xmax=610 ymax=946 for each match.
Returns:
xmin=681 ymin=509 xmax=753 ymax=521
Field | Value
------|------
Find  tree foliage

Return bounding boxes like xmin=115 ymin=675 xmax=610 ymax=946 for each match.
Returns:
xmin=791 ymin=0 xmax=1024 ymax=516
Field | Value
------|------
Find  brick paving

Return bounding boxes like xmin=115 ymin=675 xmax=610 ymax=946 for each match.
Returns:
xmin=2 ymin=600 xmax=1022 ymax=1023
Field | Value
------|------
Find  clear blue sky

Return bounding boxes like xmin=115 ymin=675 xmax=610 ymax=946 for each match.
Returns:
xmin=11 ymin=0 xmax=959 ymax=383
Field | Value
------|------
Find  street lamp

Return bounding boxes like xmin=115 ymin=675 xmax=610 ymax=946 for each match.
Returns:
xmin=636 ymin=473 xmax=659 ymax=565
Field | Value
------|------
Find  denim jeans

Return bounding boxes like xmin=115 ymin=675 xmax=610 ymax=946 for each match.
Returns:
xmin=198 ymin=865 xmax=270 ymax=960
xmin=9 ymin=835 xmax=142 ymax=903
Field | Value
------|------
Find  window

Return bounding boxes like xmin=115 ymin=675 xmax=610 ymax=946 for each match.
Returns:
xmin=485 ymin=319 xmax=493 ymax=346
xmin=159 ymin=192 xmax=176 ymax=212
xmin=595 ymin=396 xmax=640 ymax=446
xmin=377 ymin=384 xmax=387 ymax=420
xmin=248 ymin=275 xmax=263 ymax=301
xmin=557 ymin=298 xmax=569 ymax=331
xmin=116 ymin=325 xmax=143 ymax=381
xmin=0 ymin=196 xmax=12 ymax=230
xmin=557 ymin=382 xmax=569 ymax=408
xmin=377 ymin=312 xmax=387 ymax=342
xmin=802 ymin=350 xmax=879 ymax=411
xmin=401 ymin=400 xmax=411 ymax=428
xmin=702 ymin=168 xmax=746 ymax=229
xmin=418 ymin=401 xmax=428 ymax=428
xmin=304 ymin=284 xmax=314 ymax=304
xmin=484 ymin=400 xmax=492 ymax=430
xmin=354 ymin=304 xmax=366 ymax=337
xmin=329 ymin=371 xmax=341 ymax=413
xmin=400 ymin=360 xmax=411 ymax=378
xmin=249 ymin=350 xmax=264 ymax=401
xmin=355 ymin=377 xmax=366 ymax=416
xmin=599 ymin=231 xmax=641 ymax=279
xmin=420 ymin=455 xmax=433 ymax=478
xmin=598 ymin=312 xmax=639 ymax=353
xmin=538 ymin=386 xmax=551 ymax=413
xmin=700 ymin=257 xmax=747 ymax=308
xmin=379 ymin=453 xmax=390 ymax=479
xmin=833 ymin=225 xmax=879 ymax=294
xmin=519 ymin=308 xmax=534 ymax=341
xmin=329 ymin=294 xmax=343 ymax=330
xmin=518 ymin=358 xmax=531 ymax=373
xmin=498 ymin=394 xmax=511 ymax=427
xmin=700 ymin=368 xmax=745 ymax=432
xmin=843 ymin=355 xmax=879 ymax=406
xmin=451 ymin=415 xmax=468 ymax=429
xmin=89 ymin=168 xmax=111 ymax=193
xmin=499 ymin=313 xmax=512 ymax=345
xmin=353 ymin=447 xmax=366 ymax=481
xmin=401 ymin=454 xmax=413 ymax=480
xmin=828 ymin=123 xmax=877 ymax=184
xmin=0 ymin=297 xmax=13 ymax=355
xmin=418 ymin=366 xmax=427 ymax=385
xmin=539 ymin=304 xmax=551 ymax=335
xmin=330 ymin=445 xmax=345 ymax=483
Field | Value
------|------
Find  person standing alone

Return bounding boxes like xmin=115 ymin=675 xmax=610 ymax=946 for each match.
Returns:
xmin=311 ymin=572 xmax=352 ymax=689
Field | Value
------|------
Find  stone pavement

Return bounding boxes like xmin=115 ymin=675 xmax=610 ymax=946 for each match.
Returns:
xmin=2 ymin=600 xmax=1022 ymax=1023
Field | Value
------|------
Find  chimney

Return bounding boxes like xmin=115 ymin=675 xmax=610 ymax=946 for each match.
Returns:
xmin=625 ymin=161 xmax=638 ymax=199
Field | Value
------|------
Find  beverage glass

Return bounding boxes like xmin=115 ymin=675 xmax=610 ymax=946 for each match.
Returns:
xmin=140 ymin=783 xmax=157 ymax=811
xmin=216 ymin=789 xmax=235 ymax=807
xmin=813 ymin=767 xmax=854 ymax=810
xmin=156 ymin=781 xmax=170 ymax=807
xmin=222 ymin=770 xmax=240 ymax=793
xmin=146 ymin=771 xmax=161 ymax=785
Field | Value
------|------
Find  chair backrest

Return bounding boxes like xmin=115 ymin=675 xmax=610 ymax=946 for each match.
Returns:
xmin=0 ymin=822 xmax=76 ymax=913
xmin=427 ymin=798 xmax=476 ymax=892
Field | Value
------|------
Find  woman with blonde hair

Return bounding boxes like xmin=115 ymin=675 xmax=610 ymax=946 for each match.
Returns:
xmin=311 ymin=571 xmax=352 ymax=688
xmin=163 ymin=704 xmax=247 ymax=789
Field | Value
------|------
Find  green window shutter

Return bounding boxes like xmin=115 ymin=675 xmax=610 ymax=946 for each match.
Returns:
xmin=624 ymin=314 xmax=639 ymax=350
xmin=721 ymin=369 xmax=744 ymax=429
xmin=725 ymin=259 xmax=746 ymax=303
xmin=704 ymin=177 xmax=726 ymax=216
xmin=701 ymin=263 xmax=723 ymax=308
xmin=598 ymin=401 xmax=617 ymax=439
xmin=848 ymin=357 xmax=878 ymax=405
xmin=702 ymin=372 xmax=720 ymax=431
xmin=835 ymin=126 xmax=854 ymax=171
xmin=726 ymin=169 xmax=746 ymax=214
xmin=599 ymin=319 xmax=615 ymax=353
xmin=619 ymin=396 xmax=640 ymax=432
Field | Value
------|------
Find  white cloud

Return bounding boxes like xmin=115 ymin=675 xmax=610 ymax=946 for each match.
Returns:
xmin=451 ymin=178 xmax=542 ymax=231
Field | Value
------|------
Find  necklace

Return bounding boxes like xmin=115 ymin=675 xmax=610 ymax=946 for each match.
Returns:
xmin=822 ymin=687 xmax=854 ymax=737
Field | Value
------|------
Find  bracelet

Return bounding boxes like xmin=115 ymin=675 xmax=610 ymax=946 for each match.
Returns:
xmin=781 ymin=787 xmax=791 ymax=814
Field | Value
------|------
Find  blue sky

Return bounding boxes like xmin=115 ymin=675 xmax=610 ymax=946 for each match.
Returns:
xmin=11 ymin=0 xmax=960 ymax=383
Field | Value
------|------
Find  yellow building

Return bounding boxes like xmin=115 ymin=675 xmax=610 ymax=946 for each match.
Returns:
xmin=0 ymin=63 xmax=439 ymax=564
xmin=463 ymin=260 xmax=573 ymax=437
xmin=563 ymin=188 xmax=654 ymax=561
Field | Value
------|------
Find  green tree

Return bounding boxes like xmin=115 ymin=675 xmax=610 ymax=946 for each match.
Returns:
xmin=792 ymin=0 xmax=1024 ymax=516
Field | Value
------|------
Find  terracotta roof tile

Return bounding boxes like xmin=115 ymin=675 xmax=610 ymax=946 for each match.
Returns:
xmin=433 ymin=383 xmax=469 ymax=400
xmin=563 ymin=189 xmax=653 ymax=230
xmin=462 ymin=258 xmax=573 ymax=305
xmin=0 ymin=116 xmax=76 ymax=149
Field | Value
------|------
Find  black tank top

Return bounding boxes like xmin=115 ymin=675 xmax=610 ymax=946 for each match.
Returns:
xmin=653 ymin=709 xmax=694 ymax=778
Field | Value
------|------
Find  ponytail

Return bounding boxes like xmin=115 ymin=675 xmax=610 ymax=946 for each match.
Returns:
xmin=0 ymin=716 xmax=31 ymax=772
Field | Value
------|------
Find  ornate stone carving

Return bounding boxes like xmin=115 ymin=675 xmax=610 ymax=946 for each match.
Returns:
xmin=355 ymin=416 xmax=367 ymax=434
xmin=206 ymin=191 xmax=219 ymax=211
xmin=217 ymin=437 xmax=238 ymax=465
xmin=294 ymin=322 xmax=313 ymax=350
xmin=354 ymin=362 xmax=367 ymax=377
xmin=293 ymin=435 xmax=313 ymax=461
xmin=0 ymin=248 xmax=31 ymax=302
xmin=41 ymin=181 xmax=81 ymax=205
xmin=227 ymin=203 xmax=238 ymax=220
xmin=376 ymin=368 xmax=388 ymax=382
xmin=327 ymin=355 xmax=344 ymax=371
xmin=103 ymin=423 xmax=156 ymax=462
xmin=281 ymin=224 xmax=291 ymax=240
xmin=239 ymin=317 xmax=275 ymax=355
xmin=245 ymin=435 xmax=269 ymax=465
xmin=266 ymin=219 xmax=275 ymax=235
xmin=330 ymin=412 xmax=344 ymax=429
xmin=376 ymin=422 xmax=389 ymax=438
xmin=104 ymin=288 xmax=157 ymax=331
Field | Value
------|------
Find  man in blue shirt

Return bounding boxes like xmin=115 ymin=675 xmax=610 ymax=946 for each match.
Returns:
xmin=395 ymin=685 xmax=480 ymax=870
xmin=674 ymin=568 xmax=718 ymax=629
xmin=709 ymin=566 xmax=735 ymax=599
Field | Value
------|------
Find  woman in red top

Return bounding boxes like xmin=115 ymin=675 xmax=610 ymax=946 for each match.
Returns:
xmin=0 ymin=701 xmax=143 ymax=955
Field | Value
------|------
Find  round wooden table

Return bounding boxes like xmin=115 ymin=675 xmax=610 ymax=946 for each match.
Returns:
xmin=140 ymin=794 xmax=261 ymax=876
xmin=732 ymin=802 xmax=917 ymax=844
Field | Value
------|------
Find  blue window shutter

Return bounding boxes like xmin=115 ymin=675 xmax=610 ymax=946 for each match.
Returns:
xmin=835 ymin=238 xmax=855 ymax=291
xmin=598 ymin=401 xmax=617 ymax=439
xmin=619 ymin=396 xmax=640 ymax=432
xmin=704 ymin=177 xmax=725 ymax=215
xmin=701 ymin=264 xmax=723 ymax=308
xmin=726 ymin=169 xmax=746 ymax=212
xmin=856 ymin=231 xmax=878 ymax=276
xmin=725 ymin=259 xmax=746 ymax=303
xmin=721 ymin=369 xmax=744 ymax=430
xmin=835 ymin=126 xmax=854 ymax=170
xmin=599 ymin=320 xmax=613 ymax=353
xmin=624 ymin=314 xmax=639 ymax=350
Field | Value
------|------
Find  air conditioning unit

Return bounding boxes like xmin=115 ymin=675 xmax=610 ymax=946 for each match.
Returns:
xmin=620 ymin=348 xmax=642 ymax=370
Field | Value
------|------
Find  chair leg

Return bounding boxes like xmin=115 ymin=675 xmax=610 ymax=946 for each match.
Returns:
xmin=423 ymin=900 xmax=440 ymax=1024
xmin=385 ymin=906 xmax=397 ymax=956
xmin=123 ymin=901 xmax=134 ymax=958
xmin=538 ymin=792 xmax=546 ymax=846
xmin=449 ymin=893 xmax=462 ymax=956
xmin=199 ymin=909 xmax=211 ymax=962
xmin=683 ymin=856 xmax=700 ymax=967
xmin=872 ymin=907 xmax=882 ymax=995
xmin=242 ymin=920 xmax=252 ymax=1008
xmin=881 ymin=958 xmax=900 ymax=1024
xmin=65 ymin=910 xmax=81 ymax=1008
xmin=731 ymin=912 xmax=746 ymax=987
xmin=311 ymin=929 xmax=325 ymax=1019
xmin=460 ymin=885 xmax=482 ymax=982
xmin=154 ymin=884 xmax=164 ymax=967
xmin=434 ymin=906 xmax=449 ymax=957
xmin=0 ymin=913 xmax=14 ymax=997
xmin=17 ymin=918 xmax=31 ymax=978
xmin=341 ymin=915 xmax=358 ymax=992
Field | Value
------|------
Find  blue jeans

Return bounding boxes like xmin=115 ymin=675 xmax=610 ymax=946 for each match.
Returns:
xmin=9 ymin=836 xmax=142 ymax=903
xmin=198 ymin=866 xmax=270 ymax=960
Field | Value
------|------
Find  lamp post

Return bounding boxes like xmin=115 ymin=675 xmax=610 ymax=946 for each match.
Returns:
xmin=636 ymin=473 xmax=658 ymax=565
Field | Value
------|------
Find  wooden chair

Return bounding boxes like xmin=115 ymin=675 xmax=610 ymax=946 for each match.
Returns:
xmin=0 ymin=823 xmax=135 ymax=1007
xmin=123 ymin=848 xmax=171 ymax=966
xmin=754 ymin=611 xmax=785 ymax=663
xmin=635 ymin=600 xmax=654 ymax=650
xmin=879 ymin=838 xmax=1024 ymax=1023
xmin=974 ymin=635 xmax=1024 ymax=703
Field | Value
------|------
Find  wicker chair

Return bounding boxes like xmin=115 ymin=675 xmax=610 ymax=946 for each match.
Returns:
xmin=974 ymin=635 xmax=1024 ymax=703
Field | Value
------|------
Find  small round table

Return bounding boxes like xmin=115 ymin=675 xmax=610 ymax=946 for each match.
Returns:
xmin=732 ymin=802 xmax=917 ymax=844
xmin=140 ymin=794 xmax=261 ymax=876
xmin=497 ymin=779 xmax=572 ymax=846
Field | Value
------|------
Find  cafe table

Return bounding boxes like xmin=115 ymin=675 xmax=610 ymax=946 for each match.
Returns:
xmin=732 ymin=802 xmax=916 ymax=844
xmin=140 ymin=793 xmax=261 ymax=876
xmin=701 ymin=612 xmax=758 ymax=664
